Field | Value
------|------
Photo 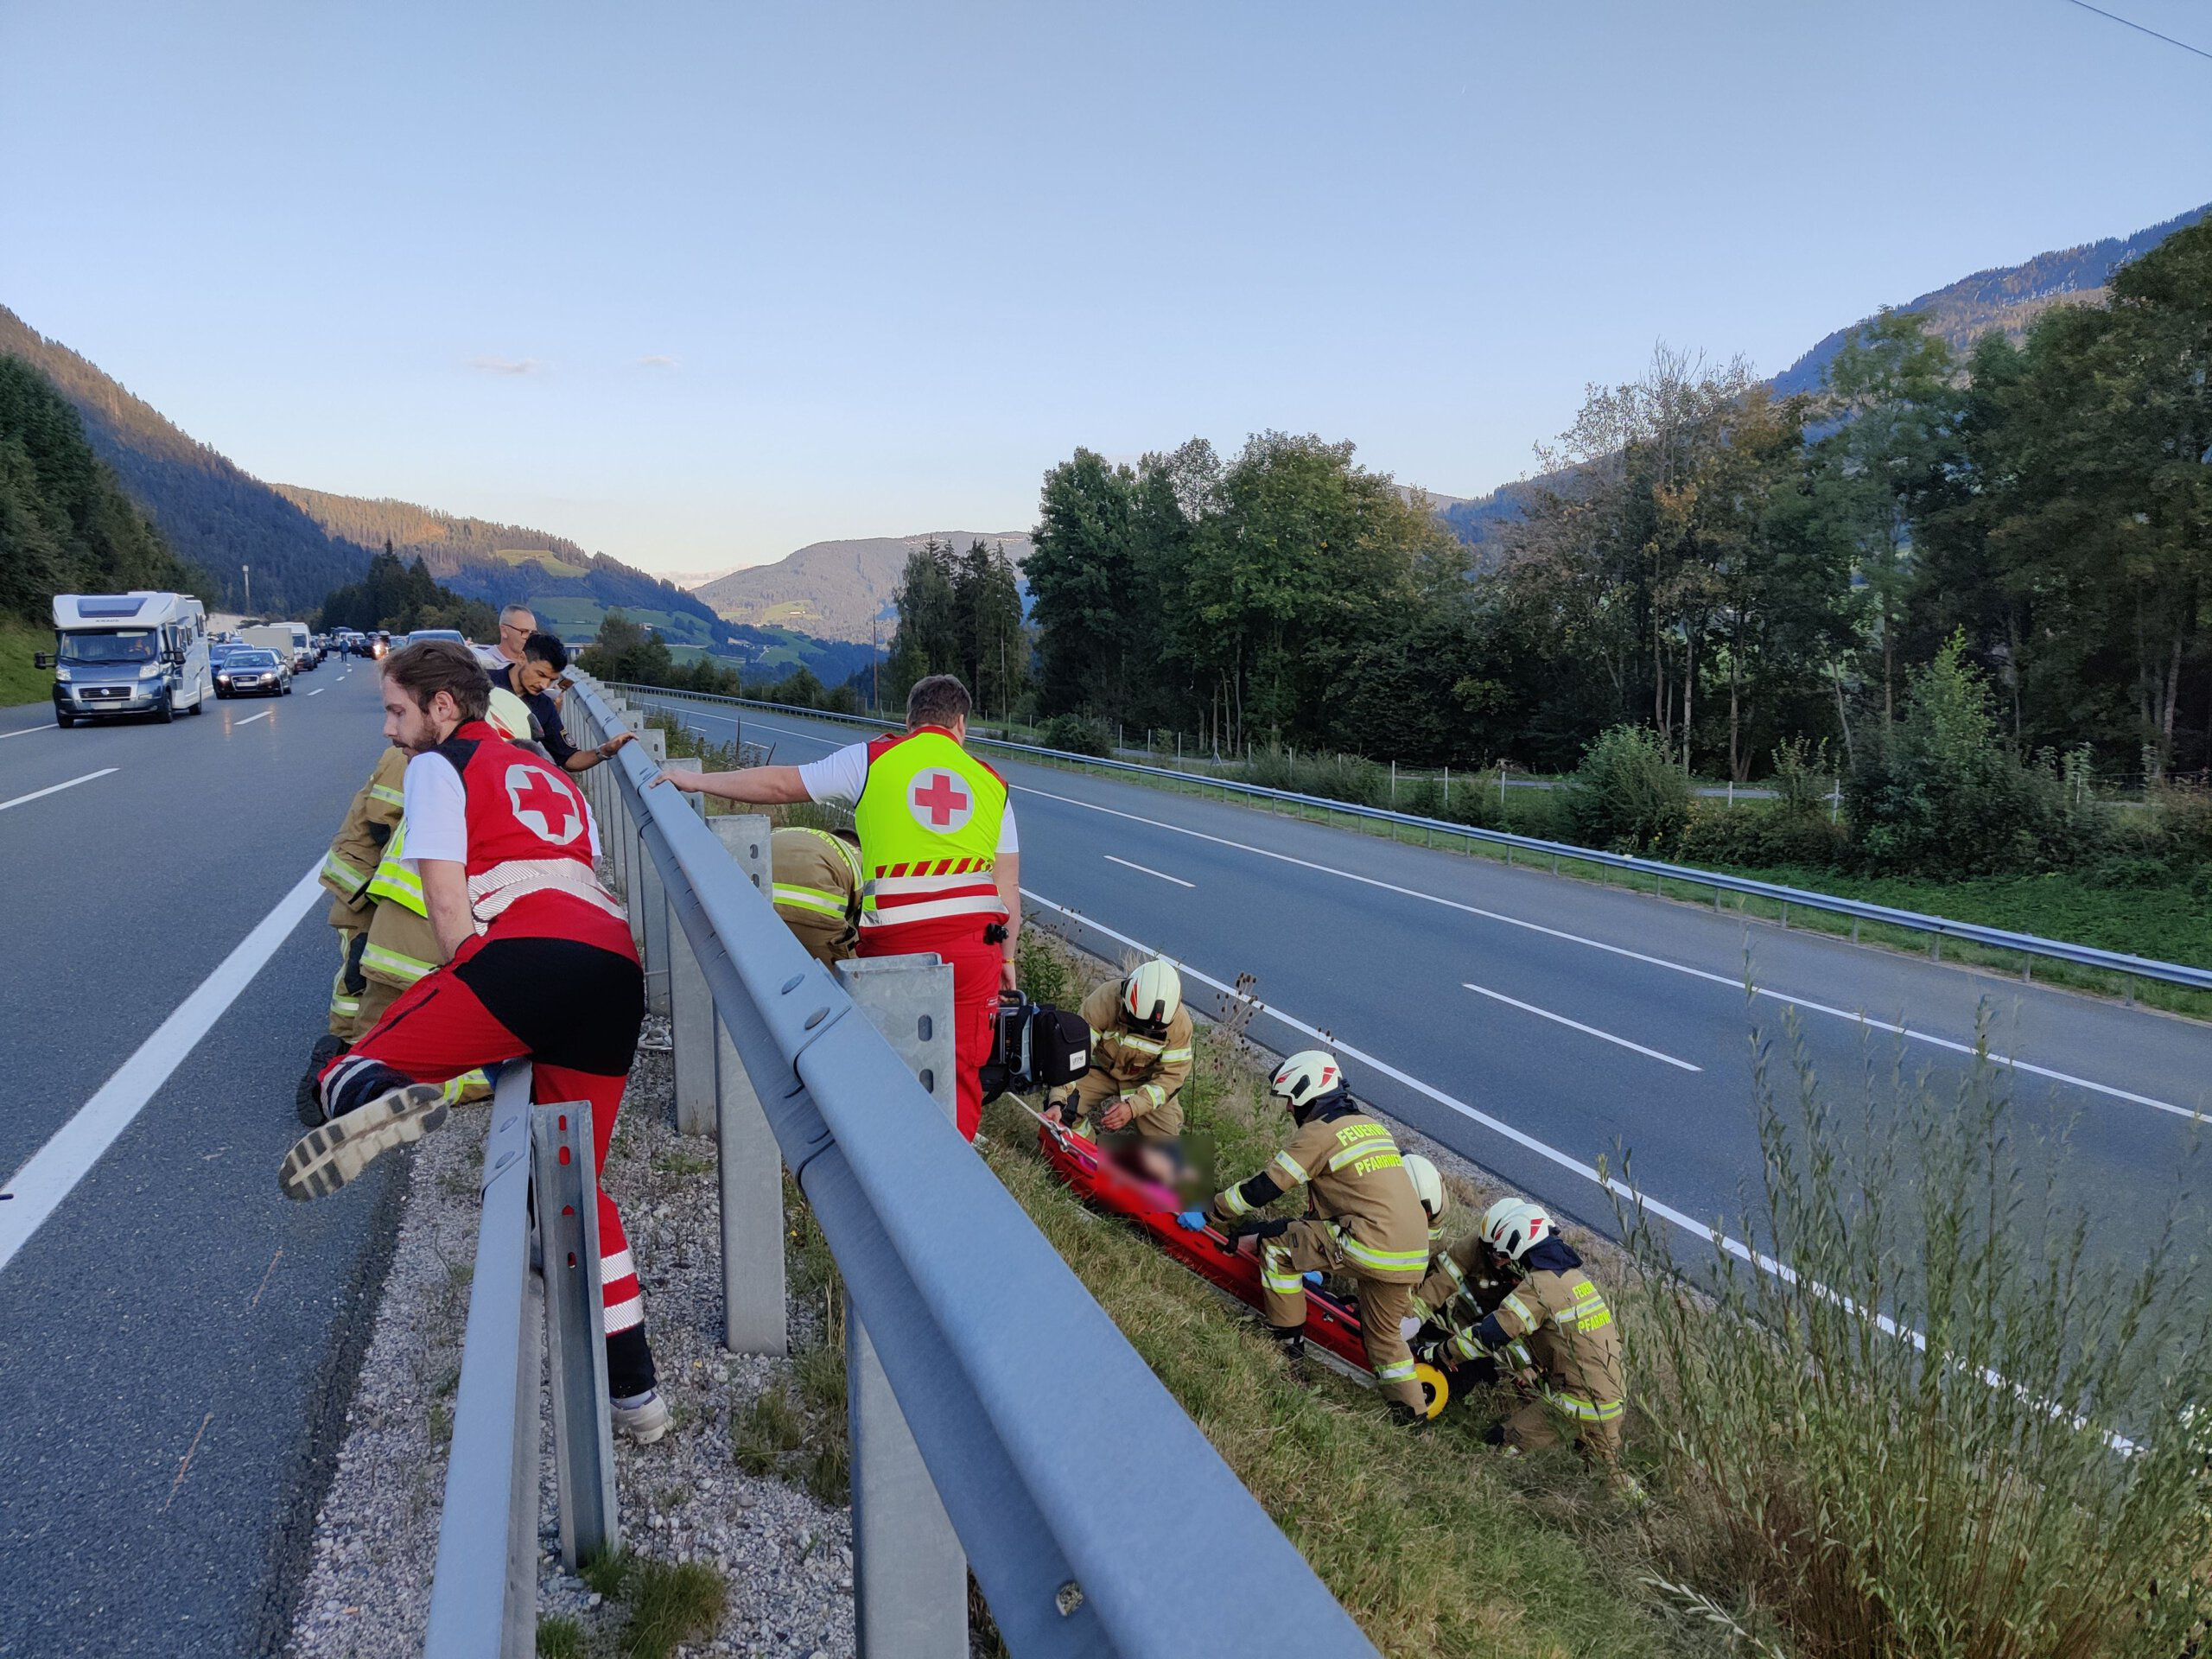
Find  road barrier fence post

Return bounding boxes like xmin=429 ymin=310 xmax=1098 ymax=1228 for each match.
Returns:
xmin=531 ymin=1101 xmax=620 ymax=1571
xmin=709 ymin=815 xmax=786 ymax=1355
xmin=424 ymin=1074 xmax=543 ymax=1659
xmin=835 ymin=952 xmax=968 ymax=1659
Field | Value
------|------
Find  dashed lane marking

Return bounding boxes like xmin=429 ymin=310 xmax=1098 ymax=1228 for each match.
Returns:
xmin=235 ymin=710 xmax=272 ymax=726
xmin=0 ymin=723 xmax=56 ymax=741
xmin=1463 ymin=981 xmax=1702 ymax=1071
xmin=0 ymin=768 xmax=118 ymax=813
xmin=0 ymin=862 xmax=325 ymax=1274
xmin=307 ymin=687 xmax=325 ymax=697
xmin=162 ymin=1411 xmax=213 ymax=1514
xmin=1103 ymin=855 xmax=1194 ymax=888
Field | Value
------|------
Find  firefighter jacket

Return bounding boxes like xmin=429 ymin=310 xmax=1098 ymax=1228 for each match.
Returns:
xmin=1075 ymin=977 xmax=1194 ymax=1135
xmin=1414 ymin=1231 xmax=1511 ymax=1328
xmin=321 ymin=748 xmax=407 ymax=929
xmin=772 ymin=827 xmax=862 ymax=964
xmin=360 ymin=823 xmax=440 ymax=989
xmin=1205 ymin=1098 xmax=1428 ymax=1283
xmin=1443 ymin=1241 xmax=1626 ymax=1432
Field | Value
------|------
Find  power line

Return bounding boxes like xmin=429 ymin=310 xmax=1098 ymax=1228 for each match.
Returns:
xmin=2056 ymin=0 xmax=2212 ymax=62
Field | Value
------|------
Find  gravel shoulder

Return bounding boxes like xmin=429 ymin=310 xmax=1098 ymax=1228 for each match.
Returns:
xmin=283 ymin=1018 xmax=856 ymax=1659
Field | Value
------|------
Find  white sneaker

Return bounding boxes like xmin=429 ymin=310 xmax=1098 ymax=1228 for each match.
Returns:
xmin=612 ymin=1389 xmax=671 ymax=1443
xmin=278 ymin=1082 xmax=448 ymax=1202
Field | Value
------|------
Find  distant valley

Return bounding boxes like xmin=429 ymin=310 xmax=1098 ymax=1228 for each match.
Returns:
xmin=694 ymin=532 xmax=1035 ymax=645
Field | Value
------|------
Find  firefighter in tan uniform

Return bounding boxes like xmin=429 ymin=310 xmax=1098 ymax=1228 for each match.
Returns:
xmin=770 ymin=826 xmax=862 ymax=966
xmin=1178 ymin=1051 xmax=1431 ymax=1427
xmin=316 ymin=747 xmax=407 ymax=1039
xmin=1043 ymin=959 xmax=1192 ymax=1142
xmin=1423 ymin=1196 xmax=1630 ymax=1480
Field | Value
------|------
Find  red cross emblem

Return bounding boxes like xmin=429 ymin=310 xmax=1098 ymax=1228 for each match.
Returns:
xmin=506 ymin=762 xmax=583 ymax=845
xmin=909 ymin=769 xmax=972 ymax=831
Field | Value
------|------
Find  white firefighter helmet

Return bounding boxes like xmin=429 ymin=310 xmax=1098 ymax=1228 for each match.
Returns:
xmin=486 ymin=686 xmax=537 ymax=741
xmin=1403 ymin=1154 xmax=1446 ymax=1226
xmin=1122 ymin=958 xmax=1183 ymax=1028
xmin=1267 ymin=1050 xmax=1348 ymax=1119
xmin=1480 ymin=1197 xmax=1554 ymax=1262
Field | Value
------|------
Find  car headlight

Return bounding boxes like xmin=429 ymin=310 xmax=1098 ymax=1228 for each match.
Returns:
xmin=54 ymin=666 xmax=71 ymax=683
xmin=217 ymin=673 xmax=232 ymax=684
xmin=140 ymin=662 xmax=166 ymax=679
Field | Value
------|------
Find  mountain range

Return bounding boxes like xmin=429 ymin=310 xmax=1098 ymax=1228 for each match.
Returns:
xmin=6 ymin=195 xmax=2202 ymax=661
xmin=694 ymin=532 xmax=1035 ymax=645
xmin=0 ymin=305 xmax=874 ymax=683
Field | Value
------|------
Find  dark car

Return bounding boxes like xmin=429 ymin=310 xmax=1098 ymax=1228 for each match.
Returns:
xmin=214 ymin=647 xmax=290 ymax=698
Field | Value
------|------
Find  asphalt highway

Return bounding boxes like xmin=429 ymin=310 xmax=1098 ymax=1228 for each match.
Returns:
xmin=633 ymin=691 xmax=2212 ymax=1268
xmin=0 ymin=667 xmax=407 ymax=1656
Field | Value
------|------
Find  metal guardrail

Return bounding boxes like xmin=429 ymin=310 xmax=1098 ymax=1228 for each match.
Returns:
xmin=614 ymin=681 xmax=2212 ymax=997
xmin=425 ymin=1069 xmax=616 ymax=1659
xmin=528 ymin=674 xmax=1376 ymax=1656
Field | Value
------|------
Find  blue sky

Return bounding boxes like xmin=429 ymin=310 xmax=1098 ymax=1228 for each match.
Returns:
xmin=3 ymin=1 xmax=2207 ymax=575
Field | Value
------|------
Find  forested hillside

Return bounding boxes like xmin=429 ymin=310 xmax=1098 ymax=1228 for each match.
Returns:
xmin=1771 ymin=199 xmax=2209 ymax=396
xmin=0 ymin=306 xmax=367 ymax=613
xmin=0 ymin=357 xmax=205 ymax=624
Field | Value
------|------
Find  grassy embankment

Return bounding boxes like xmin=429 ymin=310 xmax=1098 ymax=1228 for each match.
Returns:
xmin=0 ymin=617 xmax=50 ymax=708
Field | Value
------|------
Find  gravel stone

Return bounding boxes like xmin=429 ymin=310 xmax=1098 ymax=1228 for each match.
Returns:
xmin=283 ymin=1009 xmax=858 ymax=1658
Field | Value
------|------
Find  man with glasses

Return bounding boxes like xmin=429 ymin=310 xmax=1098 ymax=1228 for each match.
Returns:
xmin=476 ymin=602 xmax=537 ymax=680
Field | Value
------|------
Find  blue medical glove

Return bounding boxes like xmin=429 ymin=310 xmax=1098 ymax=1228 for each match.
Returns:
xmin=1303 ymin=1270 xmax=1323 ymax=1287
xmin=1175 ymin=1210 xmax=1207 ymax=1232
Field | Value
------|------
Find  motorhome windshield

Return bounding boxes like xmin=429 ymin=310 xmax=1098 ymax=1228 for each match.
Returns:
xmin=59 ymin=630 xmax=158 ymax=665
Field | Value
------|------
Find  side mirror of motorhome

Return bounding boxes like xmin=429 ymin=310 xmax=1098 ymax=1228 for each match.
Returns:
xmin=33 ymin=652 xmax=51 ymax=670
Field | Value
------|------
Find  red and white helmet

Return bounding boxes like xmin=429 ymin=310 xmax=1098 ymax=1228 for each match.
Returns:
xmin=1122 ymin=958 xmax=1183 ymax=1030
xmin=1480 ymin=1197 xmax=1554 ymax=1262
xmin=1267 ymin=1050 xmax=1347 ymax=1121
xmin=1403 ymin=1154 xmax=1447 ymax=1227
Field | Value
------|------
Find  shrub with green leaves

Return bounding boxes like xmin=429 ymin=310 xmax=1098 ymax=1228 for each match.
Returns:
xmin=1847 ymin=637 xmax=2066 ymax=878
xmin=1039 ymin=712 xmax=1112 ymax=756
xmin=1617 ymin=1010 xmax=2212 ymax=1657
xmin=1564 ymin=724 xmax=1692 ymax=853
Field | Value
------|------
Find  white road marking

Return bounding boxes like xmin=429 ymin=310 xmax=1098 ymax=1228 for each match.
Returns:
xmin=0 ymin=723 xmax=56 ymax=741
xmin=0 ymin=768 xmax=118 ymax=813
xmin=1020 ymin=887 xmax=2142 ymax=1451
xmin=235 ymin=710 xmax=272 ymax=726
xmin=697 ymin=703 xmax=2196 ymax=1120
xmin=1007 ymin=783 xmax=2196 ymax=1121
xmin=1463 ymin=981 xmax=1702 ymax=1071
xmin=0 ymin=862 xmax=325 ymax=1274
xmin=1104 ymin=854 xmax=1194 ymax=888
xmin=308 ymin=687 xmax=325 ymax=697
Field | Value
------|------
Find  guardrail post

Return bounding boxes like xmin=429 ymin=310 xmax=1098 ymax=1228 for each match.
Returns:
xmin=424 ymin=1076 xmax=541 ymax=1659
xmin=835 ymin=953 xmax=967 ymax=1659
xmin=709 ymin=815 xmax=786 ymax=1354
xmin=531 ymin=1102 xmax=620 ymax=1571
xmin=665 ymin=778 xmax=716 ymax=1135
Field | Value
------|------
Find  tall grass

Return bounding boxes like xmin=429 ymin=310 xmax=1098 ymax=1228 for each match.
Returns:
xmin=1616 ymin=1009 xmax=2212 ymax=1658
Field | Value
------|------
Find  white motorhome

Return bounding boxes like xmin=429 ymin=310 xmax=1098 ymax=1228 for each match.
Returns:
xmin=38 ymin=592 xmax=213 ymax=726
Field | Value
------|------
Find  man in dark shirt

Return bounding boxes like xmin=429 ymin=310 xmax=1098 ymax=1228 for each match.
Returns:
xmin=497 ymin=632 xmax=632 ymax=775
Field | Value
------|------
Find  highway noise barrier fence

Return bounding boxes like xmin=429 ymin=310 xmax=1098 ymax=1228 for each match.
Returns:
xmin=422 ymin=672 xmax=1378 ymax=1657
xmin=613 ymin=682 xmax=2212 ymax=1000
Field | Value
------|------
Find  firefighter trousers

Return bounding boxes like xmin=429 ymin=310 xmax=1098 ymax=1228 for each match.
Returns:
xmin=317 ymin=926 xmax=655 ymax=1394
xmin=1257 ymin=1218 xmax=1424 ymax=1412
xmin=1499 ymin=1389 xmax=1624 ymax=1468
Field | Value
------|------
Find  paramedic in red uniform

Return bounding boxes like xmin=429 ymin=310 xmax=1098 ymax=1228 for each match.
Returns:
xmin=276 ymin=639 xmax=669 ymax=1441
xmin=653 ymin=674 xmax=1017 ymax=1141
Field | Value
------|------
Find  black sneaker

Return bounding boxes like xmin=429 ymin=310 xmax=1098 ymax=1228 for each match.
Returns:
xmin=278 ymin=1082 xmax=447 ymax=1201
xmin=296 ymin=1035 xmax=348 ymax=1127
xmin=1269 ymin=1326 xmax=1308 ymax=1382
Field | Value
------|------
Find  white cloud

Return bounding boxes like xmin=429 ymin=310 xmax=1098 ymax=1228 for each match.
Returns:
xmin=637 ymin=354 xmax=679 ymax=369
xmin=467 ymin=355 xmax=539 ymax=375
